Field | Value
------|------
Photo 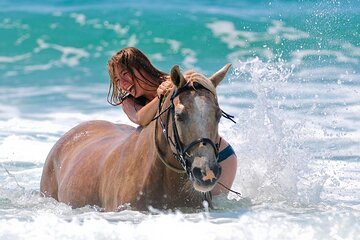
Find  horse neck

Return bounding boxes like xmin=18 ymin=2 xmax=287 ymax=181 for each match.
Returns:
xmin=121 ymin=118 xmax=184 ymax=200
xmin=153 ymin=94 xmax=182 ymax=171
xmin=152 ymin=111 xmax=205 ymax=207
xmin=152 ymin=101 xmax=191 ymax=191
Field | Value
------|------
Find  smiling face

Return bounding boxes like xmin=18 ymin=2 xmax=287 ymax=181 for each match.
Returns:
xmin=107 ymin=47 xmax=168 ymax=106
xmin=118 ymin=70 xmax=136 ymax=96
xmin=118 ymin=68 xmax=158 ymax=99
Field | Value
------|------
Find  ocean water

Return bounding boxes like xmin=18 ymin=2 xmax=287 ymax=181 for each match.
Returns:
xmin=1 ymin=0 xmax=360 ymax=239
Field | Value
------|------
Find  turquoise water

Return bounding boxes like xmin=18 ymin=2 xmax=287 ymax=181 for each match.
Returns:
xmin=1 ymin=1 xmax=360 ymax=239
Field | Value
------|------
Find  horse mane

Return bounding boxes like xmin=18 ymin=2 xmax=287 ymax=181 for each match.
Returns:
xmin=183 ymin=70 xmax=217 ymax=97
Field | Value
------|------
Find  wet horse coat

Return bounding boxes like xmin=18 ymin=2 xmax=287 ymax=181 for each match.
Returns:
xmin=40 ymin=64 xmax=231 ymax=211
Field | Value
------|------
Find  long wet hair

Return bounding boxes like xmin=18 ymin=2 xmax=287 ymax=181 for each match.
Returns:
xmin=107 ymin=47 xmax=168 ymax=106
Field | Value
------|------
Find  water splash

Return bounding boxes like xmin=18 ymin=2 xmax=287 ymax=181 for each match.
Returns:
xmin=229 ymin=58 xmax=327 ymax=205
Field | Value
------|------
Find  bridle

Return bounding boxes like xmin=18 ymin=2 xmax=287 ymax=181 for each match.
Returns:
xmin=154 ymin=83 xmax=235 ymax=178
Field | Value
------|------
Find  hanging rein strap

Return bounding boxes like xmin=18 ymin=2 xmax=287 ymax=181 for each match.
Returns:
xmin=221 ymin=110 xmax=236 ymax=123
xmin=154 ymin=95 xmax=187 ymax=174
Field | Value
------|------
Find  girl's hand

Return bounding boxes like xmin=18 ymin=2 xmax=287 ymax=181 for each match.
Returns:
xmin=157 ymin=79 xmax=173 ymax=98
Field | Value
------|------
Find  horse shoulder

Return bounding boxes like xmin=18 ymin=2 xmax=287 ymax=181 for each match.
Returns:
xmin=98 ymin=124 xmax=161 ymax=210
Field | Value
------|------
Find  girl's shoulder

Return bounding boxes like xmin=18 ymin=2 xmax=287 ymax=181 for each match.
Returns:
xmin=134 ymin=96 xmax=148 ymax=106
xmin=122 ymin=95 xmax=148 ymax=112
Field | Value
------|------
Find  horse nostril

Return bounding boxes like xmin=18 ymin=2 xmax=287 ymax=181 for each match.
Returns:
xmin=192 ymin=165 xmax=221 ymax=184
xmin=192 ymin=167 xmax=203 ymax=180
xmin=199 ymin=142 xmax=206 ymax=147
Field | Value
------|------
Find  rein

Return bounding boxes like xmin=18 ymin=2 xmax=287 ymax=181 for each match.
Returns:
xmin=154 ymin=95 xmax=187 ymax=174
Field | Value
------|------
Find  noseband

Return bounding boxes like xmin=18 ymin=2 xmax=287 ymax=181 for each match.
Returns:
xmin=154 ymin=83 xmax=235 ymax=177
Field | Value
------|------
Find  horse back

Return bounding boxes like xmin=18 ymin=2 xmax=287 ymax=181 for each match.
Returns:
xmin=40 ymin=120 xmax=136 ymax=207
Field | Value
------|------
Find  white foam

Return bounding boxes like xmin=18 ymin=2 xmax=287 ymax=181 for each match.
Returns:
xmin=0 ymin=53 xmax=31 ymax=63
xmin=70 ymin=13 xmax=86 ymax=25
xmin=149 ymin=53 xmax=164 ymax=61
xmin=341 ymin=42 xmax=360 ymax=57
xmin=0 ymin=117 xmax=66 ymax=135
xmin=227 ymin=48 xmax=275 ymax=62
xmin=15 ymin=33 xmax=30 ymax=45
xmin=68 ymin=12 xmax=129 ymax=36
xmin=28 ymin=39 xmax=90 ymax=69
xmin=181 ymin=48 xmax=198 ymax=70
xmin=0 ymin=109 xmax=134 ymax=165
xmin=0 ymin=18 xmax=29 ymax=30
xmin=206 ymin=21 xmax=258 ymax=48
xmin=154 ymin=38 xmax=181 ymax=52
xmin=295 ymin=65 xmax=357 ymax=81
xmin=24 ymin=62 xmax=54 ymax=72
xmin=0 ymin=105 xmax=20 ymax=119
xmin=0 ymin=117 xmax=65 ymax=164
xmin=0 ymin=135 xmax=53 ymax=164
xmin=207 ymin=20 xmax=310 ymax=50
xmin=0 ymin=207 xmax=359 ymax=240
xmin=267 ymin=20 xmax=309 ymax=43
xmin=125 ymin=34 xmax=138 ymax=47
xmin=291 ymin=49 xmax=359 ymax=66
xmin=103 ymin=21 xmax=129 ymax=35
xmin=225 ymin=58 xmax=354 ymax=204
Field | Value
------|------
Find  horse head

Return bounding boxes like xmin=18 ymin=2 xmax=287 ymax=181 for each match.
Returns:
xmin=158 ymin=64 xmax=231 ymax=193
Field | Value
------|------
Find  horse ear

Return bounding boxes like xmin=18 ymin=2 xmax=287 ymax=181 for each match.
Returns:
xmin=209 ymin=63 xmax=232 ymax=87
xmin=170 ymin=65 xmax=186 ymax=88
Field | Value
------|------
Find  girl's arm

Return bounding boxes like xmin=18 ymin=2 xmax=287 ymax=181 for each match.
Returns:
xmin=122 ymin=79 xmax=173 ymax=127
xmin=122 ymin=96 xmax=160 ymax=127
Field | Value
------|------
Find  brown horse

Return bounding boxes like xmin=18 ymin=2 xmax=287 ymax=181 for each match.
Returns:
xmin=40 ymin=64 xmax=231 ymax=211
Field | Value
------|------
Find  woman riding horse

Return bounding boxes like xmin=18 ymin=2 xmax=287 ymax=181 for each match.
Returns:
xmin=40 ymin=48 xmax=237 ymax=211
xmin=107 ymin=47 xmax=237 ymax=195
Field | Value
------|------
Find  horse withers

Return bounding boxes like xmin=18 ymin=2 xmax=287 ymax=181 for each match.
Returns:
xmin=40 ymin=64 xmax=231 ymax=211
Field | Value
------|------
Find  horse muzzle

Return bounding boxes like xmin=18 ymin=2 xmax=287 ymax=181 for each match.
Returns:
xmin=191 ymin=161 xmax=221 ymax=192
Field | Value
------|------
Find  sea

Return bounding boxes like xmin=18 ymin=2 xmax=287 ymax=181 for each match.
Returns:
xmin=0 ymin=0 xmax=359 ymax=239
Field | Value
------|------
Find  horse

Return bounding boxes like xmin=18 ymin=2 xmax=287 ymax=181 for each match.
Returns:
xmin=40 ymin=64 xmax=232 ymax=211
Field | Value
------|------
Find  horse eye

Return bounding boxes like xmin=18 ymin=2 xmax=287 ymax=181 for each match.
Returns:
xmin=175 ymin=112 xmax=185 ymax=121
xmin=175 ymin=104 xmax=186 ymax=121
